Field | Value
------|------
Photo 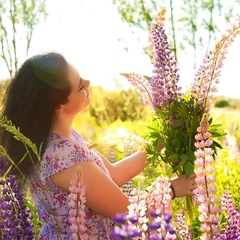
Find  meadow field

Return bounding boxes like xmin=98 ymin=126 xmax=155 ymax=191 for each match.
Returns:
xmin=1 ymin=83 xmax=240 ymax=238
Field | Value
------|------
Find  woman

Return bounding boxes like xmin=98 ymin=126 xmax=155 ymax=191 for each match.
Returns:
xmin=0 ymin=52 xmax=196 ymax=239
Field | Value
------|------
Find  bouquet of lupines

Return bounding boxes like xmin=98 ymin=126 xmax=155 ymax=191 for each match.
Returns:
xmin=122 ymin=9 xmax=240 ymax=219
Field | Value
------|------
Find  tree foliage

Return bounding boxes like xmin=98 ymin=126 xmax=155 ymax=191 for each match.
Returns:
xmin=0 ymin=0 xmax=47 ymax=79
xmin=112 ymin=0 xmax=240 ymax=69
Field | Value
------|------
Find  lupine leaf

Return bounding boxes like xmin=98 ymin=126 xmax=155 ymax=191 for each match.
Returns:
xmin=184 ymin=161 xmax=194 ymax=179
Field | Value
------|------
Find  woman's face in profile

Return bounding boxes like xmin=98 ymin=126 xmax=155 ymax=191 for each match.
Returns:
xmin=59 ymin=64 xmax=91 ymax=116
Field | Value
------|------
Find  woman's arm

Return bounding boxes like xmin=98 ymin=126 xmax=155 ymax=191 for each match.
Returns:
xmin=98 ymin=140 xmax=165 ymax=187
xmin=50 ymin=161 xmax=130 ymax=219
xmin=98 ymin=150 xmax=148 ymax=187
xmin=50 ymin=157 xmax=196 ymax=219
xmin=98 ymin=148 xmax=197 ymax=198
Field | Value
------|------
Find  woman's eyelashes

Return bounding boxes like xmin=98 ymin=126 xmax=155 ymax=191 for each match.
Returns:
xmin=79 ymin=84 xmax=84 ymax=91
xmin=78 ymin=78 xmax=84 ymax=91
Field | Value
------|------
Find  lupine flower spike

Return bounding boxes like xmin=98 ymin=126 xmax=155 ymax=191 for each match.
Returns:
xmin=176 ymin=208 xmax=192 ymax=240
xmin=191 ymin=22 xmax=240 ymax=113
xmin=220 ymin=190 xmax=240 ymax=239
xmin=112 ymin=177 xmax=176 ymax=239
xmin=194 ymin=113 xmax=221 ymax=239
xmin=120 ymin=73 xmax=154 ymax=107
xmin=68 ymin=167 xmax=88 ymax=240
xmin=0 ymin=174 xmax=34 ymax=239
xmin=148 ymin=9 xmax=183 ymax=111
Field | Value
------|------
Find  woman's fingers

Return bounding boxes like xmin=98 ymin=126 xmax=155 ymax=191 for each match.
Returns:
xmin=191 ymin=182 xmax=197 ymax=191
xmin=190 ymin=172 xmax=197 ymax=179
xmin=172 ymin=173 xmax=198 ymax=197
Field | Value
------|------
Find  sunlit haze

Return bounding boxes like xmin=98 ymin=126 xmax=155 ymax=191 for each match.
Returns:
xmin=0 ymin=0 xmax=239 ymax=99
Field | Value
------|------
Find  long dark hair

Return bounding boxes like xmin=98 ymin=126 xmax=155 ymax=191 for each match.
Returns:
xmin=0 ymin=52 xmax=71 ymax=184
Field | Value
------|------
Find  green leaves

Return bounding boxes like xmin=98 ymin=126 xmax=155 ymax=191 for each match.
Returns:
xmin=209 ymin=122 xmax=227 ymax=138
xmin=174 ymin=153 xmax=188 ymax=170
xmin=144 ymin=98 xmax=225 ymax=180
xmin=184 ymin=161 xmax=195 ymax=179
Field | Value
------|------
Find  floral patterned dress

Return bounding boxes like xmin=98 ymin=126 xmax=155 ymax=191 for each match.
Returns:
xmin=29 ymin=129 xmax=112 ymax=239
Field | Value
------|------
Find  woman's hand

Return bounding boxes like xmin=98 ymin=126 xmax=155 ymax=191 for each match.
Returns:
xmin=169 ymin=172 xmax=197 ymax=198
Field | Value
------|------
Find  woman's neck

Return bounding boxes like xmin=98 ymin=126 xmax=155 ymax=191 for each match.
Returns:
xmin=51 ymin=115 xmax=74 ymax=138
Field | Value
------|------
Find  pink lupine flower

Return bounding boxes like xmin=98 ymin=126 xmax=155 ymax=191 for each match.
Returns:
xmin=194 ymin=113 xmax=222 ymax=239
xmin=120 ymin=73 xmax=154 ymax=107
xmin=191 ymin=22 xmax=240 ymax=112
xmin=68 ymin=167 xmax=88 ymax=240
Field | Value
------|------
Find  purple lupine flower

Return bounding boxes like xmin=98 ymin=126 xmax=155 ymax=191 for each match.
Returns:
xmin=128 ymin=215 xmax=138 ymax=224
xmin=163 ymin=213 xmax=172 ymax=224
xmin=0 ymin=156 xmax=11 ymax=176
xmin=149 ymin=220 xmax=161 ymax=230
xmin=149 ymin=210 xmax=160 ymax=218
xmin=112 ymin=213 xmax=128 ymax=224
xmin=221 ymin=191 xmax=240 ymax=239
xmin=121 ymin=179 xmax=134 ymax=197
xmin=0 ymin=175 xmax=34 ymax=239
xmin=112 ymin=214 xmax=140 ymax=239
xmin=149 ymin=10 xmax=183 ymax=110
xmin=176 ymin=210 xmax=187 ymax=238
xmin=111 ymin=224 xmax=141 ymax=239
xmin=176 ymin=210 xmax=192 ymax=239
xmin=111 ymin=225 xmax=128 ymax=240
xmin=148 ymin=233 xmax=161 ymax=240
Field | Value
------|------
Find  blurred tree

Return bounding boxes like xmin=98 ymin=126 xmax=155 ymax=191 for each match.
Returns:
xmin=214 ymin=99 xmax=230 ymax=108
xmin=112 ymin=0 xmax=240 ymax=70
xmin=213 ymin=96 xmax=240 ymax=109
xmin=0 ymin=0 xmax=47 ymax=79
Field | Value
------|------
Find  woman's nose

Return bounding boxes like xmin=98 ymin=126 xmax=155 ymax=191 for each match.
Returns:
xmin=83 ymin=79 xmax=90 ymax=88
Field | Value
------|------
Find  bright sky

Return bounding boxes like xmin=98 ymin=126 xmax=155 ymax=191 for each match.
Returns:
xmin=1 ymin=0 xmax=240 ymax=98
xmin=28 ymin=0 xmax=147 ymax=91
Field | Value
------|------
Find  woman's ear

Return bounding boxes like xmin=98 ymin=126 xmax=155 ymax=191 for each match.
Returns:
xmin=56 ymin=105 xmax=62 ymax=114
